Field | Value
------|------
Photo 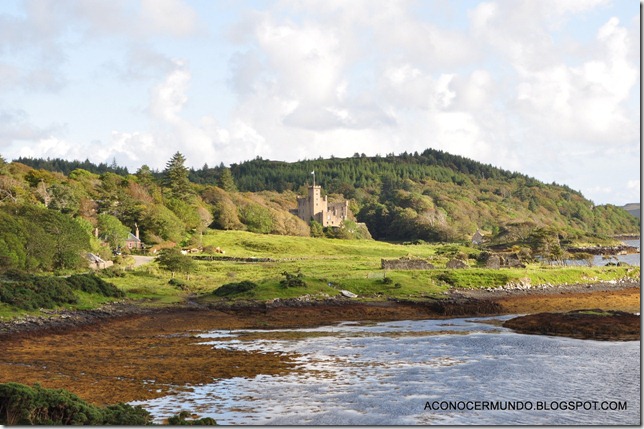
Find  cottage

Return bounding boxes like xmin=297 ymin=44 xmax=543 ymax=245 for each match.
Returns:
xmin=123 ymin=233 xmax=141 ymax=250
xmin=125 ymin=224 xmax=143 ymax=250
xmin=472 ymin=229 xmax=485 ymax=245
xmin=86 ymin=253 xmax=113 ymax=270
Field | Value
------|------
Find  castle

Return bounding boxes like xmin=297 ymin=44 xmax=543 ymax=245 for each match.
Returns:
xmin=292 ymin=178 xmax=350 ymax=227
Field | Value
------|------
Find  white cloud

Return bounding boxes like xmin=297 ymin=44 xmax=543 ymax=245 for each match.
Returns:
xmin=513 ymin=16 xmax=637 ymax=144
xmin=0 ymin=0 xmax=638 ymax=206
xmin=15 ymin=136 xmax=80 ymax=160
xmin=140 ymin=0 xmax=198 ymax=37
xmin=149 ymin=61 xmax=191 ymax=123
xmin=256 ymin=18 xmax=346 ymax=104
xmin=0 ymin=109 xmax=57 ymax=145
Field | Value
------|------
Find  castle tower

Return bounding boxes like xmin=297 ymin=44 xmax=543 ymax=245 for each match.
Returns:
xmin=293 ymin=173 xmax=349 ymax=227
xmin=297 ymin=184 xmax=327 ymax=224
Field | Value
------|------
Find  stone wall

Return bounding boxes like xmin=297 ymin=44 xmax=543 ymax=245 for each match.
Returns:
xmin=479 ymin=252 xmax=525 ymax=269
xmin=381 ymin=258 xmax=435 ymax=270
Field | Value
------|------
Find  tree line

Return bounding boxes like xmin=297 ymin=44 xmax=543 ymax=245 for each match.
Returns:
xmin=0 ymin=149 xmax=639 ymax=275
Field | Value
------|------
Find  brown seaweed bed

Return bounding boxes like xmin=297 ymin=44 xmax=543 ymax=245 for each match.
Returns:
xmin=503 ymin=309 xmax=640 ymax=341
xmin=0 ymin=284 xmax=639 ymax=406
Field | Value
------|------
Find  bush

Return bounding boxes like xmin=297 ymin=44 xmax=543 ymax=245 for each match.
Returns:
xmin=169 ymin=278 xmax=189 ymax=290
xmin=280 ymin=271 xmax=307 ymax=288
xmin=0 ymin=274 xmax=123 ymax=310
xmin=167 ymin=410 xmax=217 ymax=425
xmin=0 ymin=382 xmax=152 ymax=425
xmin=103 ymin=403 xmax=153 ymax=425
xmin=99 ymin=266 xmax=126 ymax=278
xmin=213 ymin=280 xmax=258 ymax=297
xmin=0 ymin=277 xmax=77 ymax=310
xmin=65 ymin=274 xmax=125 ymax=298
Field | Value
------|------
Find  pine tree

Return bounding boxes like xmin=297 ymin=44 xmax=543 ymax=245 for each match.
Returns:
xmin=218 ymin=168 xmax=237 ymax=193
xmin=163 ymin=152 xmax=193 ymax=201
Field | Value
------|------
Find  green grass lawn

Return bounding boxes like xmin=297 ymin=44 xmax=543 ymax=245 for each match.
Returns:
xmin=110 ymin=230 xmax=640 ymax=305
xmin=1 ymin=230 xmax=639 ymax=320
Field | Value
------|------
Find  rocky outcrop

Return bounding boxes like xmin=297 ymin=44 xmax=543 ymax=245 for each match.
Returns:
xmin=446 ymin=259 xmax=468 ymax=269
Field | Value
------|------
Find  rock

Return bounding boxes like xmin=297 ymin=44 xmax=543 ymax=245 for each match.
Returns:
xmin=446 ymin=259 xmax=468 ymax=269
xmin=340 ymin=290 xmax=358 ymax=298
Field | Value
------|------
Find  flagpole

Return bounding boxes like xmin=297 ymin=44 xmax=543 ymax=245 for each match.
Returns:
xmin=311 ymin=171 xmax=315 ymax=187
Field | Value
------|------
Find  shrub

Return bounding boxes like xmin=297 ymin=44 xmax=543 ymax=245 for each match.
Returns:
xmin=65 ymin=274 xmax=125 ymax=298
xmin=280 ymin=271 xmax=307 ymax=288
xmin=0 ymin=277 xmax=77 ymax=310
xmin=0 ymin=274 xmax=123 ymax=310
xmin=103 ymin=403 xmax=153 ymax=425
xmin=213 ymin=280 xmax=258 ymax=297
xmin=167 ymin=410 xmax=217 ymax=425
xmin=0 ymin=382 xmax=152 ymax=425
xmin=169 ymin=278 xmax=189 ymax=290
xmin=98 ymin=266 xmax=126 ymax=278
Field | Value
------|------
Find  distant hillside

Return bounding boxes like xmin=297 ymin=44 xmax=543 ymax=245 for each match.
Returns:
xmin=14 ymin=156 xmax=130 ymax=176
xmin=220 ymin=149 xmax=639 ymax=241
xmin=3 ymin=149 xmax=639 ymax=244
xmin=622 ymin=203 xmax=640 ymax=219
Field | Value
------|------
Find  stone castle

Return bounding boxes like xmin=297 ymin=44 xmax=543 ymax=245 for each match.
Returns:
xmin=292 ymin=181 xmax=350 ymax=227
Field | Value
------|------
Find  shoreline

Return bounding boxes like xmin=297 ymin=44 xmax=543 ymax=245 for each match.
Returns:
xmin=0 ymin=279 xmax=639 ymax=340
xmin=0 ymin=280 xmax=639 ymax=407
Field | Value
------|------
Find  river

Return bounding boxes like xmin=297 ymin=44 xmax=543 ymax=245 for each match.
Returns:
xmin=132 ymin=316 xmax=640 ymax=425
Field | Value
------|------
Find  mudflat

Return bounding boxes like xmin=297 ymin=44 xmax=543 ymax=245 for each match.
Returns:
xmin=0 ymin=283 xmax=639 ymax=406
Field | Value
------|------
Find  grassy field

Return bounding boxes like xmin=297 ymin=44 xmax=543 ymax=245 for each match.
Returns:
xmin=107 ymin=230 xmax=639 ymax=305
xmin=0 ymin=230 xmax=638 ymax=320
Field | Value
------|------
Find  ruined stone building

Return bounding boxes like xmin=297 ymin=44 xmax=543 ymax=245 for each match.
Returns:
xmin=292 ymin=183 xmax=350 ymax=227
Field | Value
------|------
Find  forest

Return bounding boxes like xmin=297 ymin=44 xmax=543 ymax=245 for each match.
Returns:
xmin=4 ymin=149 xmax=639 ymax=273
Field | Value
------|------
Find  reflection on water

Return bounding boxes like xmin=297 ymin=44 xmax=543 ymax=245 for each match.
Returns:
xmin=132 ymin=317 xmax=640 ymax=425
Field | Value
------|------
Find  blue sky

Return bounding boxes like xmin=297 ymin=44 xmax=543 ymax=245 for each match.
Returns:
xmin=0 ymin=0 xmax=640 ymax=205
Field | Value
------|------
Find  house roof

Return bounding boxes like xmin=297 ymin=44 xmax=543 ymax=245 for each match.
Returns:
xmin=126 ymin=232 xmax=141 ymax=242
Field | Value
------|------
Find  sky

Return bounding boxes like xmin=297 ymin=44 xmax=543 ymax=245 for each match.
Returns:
xmin=0 ymin=0 xmax=640 ymax=205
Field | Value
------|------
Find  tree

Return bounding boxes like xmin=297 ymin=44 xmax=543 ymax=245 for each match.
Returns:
xmin=97 ymin=214 xmax=130 ymax=250
xmin=10 ymin=205 xmax=90 ymax=270
xmin=218 ymin=167 xmax=237 ymax=193
xmin=156 ymin=248 xmax=196 ymax=279
xmin=238 ymin=203 xmax=273 ymax=234
xmin=528 ymin=227 xmax=563 ymax=265
xmin=140 ymin=204 xmax=186 ymax=243
xmin=205 ymin=188 xmax=243 ymax=230
xmin=163 ymin=152 xmax=193 ymax=201
xmin=135 ymin=165 xmax=156 ymax=189
xmin=309 ymin=220 xmax=324 ymax=237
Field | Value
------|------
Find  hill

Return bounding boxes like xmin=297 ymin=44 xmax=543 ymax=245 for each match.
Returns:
xmin=221 ymin=149 xmax=639 ymax=241
xmin=622 ymin=203 xmax=640 ymax=219
xmin=4 ymin=150 xmax=639 ymax=255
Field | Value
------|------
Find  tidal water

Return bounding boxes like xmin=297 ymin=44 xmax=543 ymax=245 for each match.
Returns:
xmin=566 ymin=239 xmax=641 ymax=267
xmin=132 ymin=316 xmax=640 ymax=425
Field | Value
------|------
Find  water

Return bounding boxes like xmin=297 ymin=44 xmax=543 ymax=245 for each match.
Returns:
xmin=566 ymin=239 xmax=641 ymax=267
xmin=132 ymin=317 xmax=640 ymax=425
